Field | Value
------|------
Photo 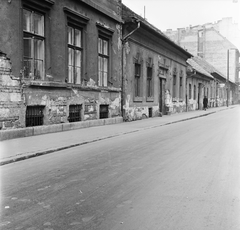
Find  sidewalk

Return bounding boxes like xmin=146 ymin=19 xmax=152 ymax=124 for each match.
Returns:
xmin=0 ymin=105 xmax=237 ymax=166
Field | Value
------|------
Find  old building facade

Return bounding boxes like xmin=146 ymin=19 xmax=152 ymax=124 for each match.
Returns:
xmin=1 ymin=1 xmax=238 ymax=135
xmin=0 ymin=0 xmax=122 ymax=129
xmin=186 ymin=57 xmax=215 ymax=111
xmin=164 ymin=25 xmax=239 ymax=104
xmin=122 ymin=5 xmax=192 ymax=120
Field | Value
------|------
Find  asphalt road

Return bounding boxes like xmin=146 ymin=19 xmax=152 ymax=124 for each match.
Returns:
xmin=1 ymin=108 xmax=240 ymax=230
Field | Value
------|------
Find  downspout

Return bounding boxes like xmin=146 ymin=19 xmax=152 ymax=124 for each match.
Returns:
xmin=121 ymin=21 xmax=141 ymax=118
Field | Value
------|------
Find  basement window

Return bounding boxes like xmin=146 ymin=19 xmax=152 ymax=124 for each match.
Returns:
xmin=69 ymin=104 xmax=82 ymax=122
xmin=26 ymin=105 xmax=44 ymax=127
xmin=100 ymin=105 xmax=108 ymax=119
xmin=148 ymin=107 xmax=153 ymax=118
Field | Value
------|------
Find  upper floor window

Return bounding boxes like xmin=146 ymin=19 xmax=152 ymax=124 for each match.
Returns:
xmin=23 ymin=9 xmax=44 ymax=79
xmin=68 ymin=25 xmax=82 ymax=84
xmin=98 ymin=36 xmax=109 ymax=87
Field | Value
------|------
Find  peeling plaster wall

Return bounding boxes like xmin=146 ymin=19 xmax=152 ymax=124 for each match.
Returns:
xmin=24 ymin=87 xmax=121 ymax=126
xmin=0 ymin=0 xmax=122 ymax=130
xmin=0 ymin=54 xmax=23 ymax=129
xmin=187 ymin=99 xmax=197 ymax=111
xmin=0 ymin=74 xmax=23 ymax=129
xmin=124 ymin=104 xmax=160 ymax=122
xmin=123 ymin=93 xmax=160 ymax=121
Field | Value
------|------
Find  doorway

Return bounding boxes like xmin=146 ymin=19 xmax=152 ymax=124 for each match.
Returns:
xmin=197 ymin=83 xmax=201 ymax=110
xmin=159 ymin=78 xmax=163 ymax=113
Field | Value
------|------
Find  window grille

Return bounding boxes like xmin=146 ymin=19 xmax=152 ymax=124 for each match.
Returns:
xmin=100 ymin=105 xmax=108 ymax=119
xmin=69 ymin=105 xmax=82 ymax=122
xmin=26 ymin=106 xmax=44 ymax=127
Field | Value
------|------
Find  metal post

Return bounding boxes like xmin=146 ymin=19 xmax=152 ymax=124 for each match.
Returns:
xmin=227 ymin=49 xmax=229 ymax=107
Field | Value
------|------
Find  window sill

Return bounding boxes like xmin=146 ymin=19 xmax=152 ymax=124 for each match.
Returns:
xmin=133 ymin=97 xmax=143 ymax=102
xmin=23 ymin=79 xmax=121 ymax=92
xmin=146 ymin=97 xmax=154 ymax=102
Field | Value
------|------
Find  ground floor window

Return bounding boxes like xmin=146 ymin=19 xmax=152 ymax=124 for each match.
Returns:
xmin=69 ymin=104 xmax=82 ymax=122
xmin=100 ymin=105 xmax=108 ymax=119
xmin=189 ymin=84 xmax=192 ymax=99
xmin=194 ymin=85 xmax=196 ymax=99
xmin=26 ymin=105 xmax=44 ymax=127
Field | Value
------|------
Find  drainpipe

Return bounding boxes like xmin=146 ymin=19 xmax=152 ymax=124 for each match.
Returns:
xmin=121 ymin=21 xmax=141 ymax=118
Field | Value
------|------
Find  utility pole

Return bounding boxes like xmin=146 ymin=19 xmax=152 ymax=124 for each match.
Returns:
xmin=227 ymin=49 xmax=229 ymax=107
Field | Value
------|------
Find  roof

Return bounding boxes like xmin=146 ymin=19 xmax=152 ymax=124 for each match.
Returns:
xmin=122 ymin=4 xmax=192 ymax=58
xmin=187 ymin=58 xmax=213 ymax=79
xmin=192 ymin=56 xmax=236 ymax=85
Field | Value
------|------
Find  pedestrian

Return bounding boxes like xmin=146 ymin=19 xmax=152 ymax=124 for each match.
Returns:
xmin=203 ymin=96 xmax=208 ymax=111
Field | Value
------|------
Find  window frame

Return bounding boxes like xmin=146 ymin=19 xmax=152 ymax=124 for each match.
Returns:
xmin=194 ymin=85 xmax=196 ymax=100
xmin=98 ymin=35 xmax=110 ymax=87
xmin=179 ymin=76 xmax=183 ymax=99
xmin=147 ymin=66 xmax=153 ymax=98
xmin=189 ymin=83 xmax=192 ymax=99
xmin=96 ymin=23 xmax=114 ymax=88
xmin=173 ymin=74 xmax=177 ymax=98
xmin=23 ymin=7 xmax=45 ymax=80
xmin=67 ymin=24 xmax=83 ymax=84
xmin=134 ymin=63 xmax=141 ymax=98
xmin=64 ymin=7 xmax=89 ymax=85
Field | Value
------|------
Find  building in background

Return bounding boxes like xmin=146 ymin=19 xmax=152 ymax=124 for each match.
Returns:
xmin=186 ymin=57 xmax=215 ymax=111
xmin=164 ymin=20 xmax=240 ymax=104
xmin=0 ymin=0 xmax=122 ymax=129
xmin=210 ymin=17 xmax=240 ymax=52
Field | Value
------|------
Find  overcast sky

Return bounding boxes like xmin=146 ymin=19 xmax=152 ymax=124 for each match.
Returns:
xmin=122 ymin=0 xmax=240 ymax=31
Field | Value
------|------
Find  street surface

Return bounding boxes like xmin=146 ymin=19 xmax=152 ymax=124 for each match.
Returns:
xmin=0 ymin=107 xmax=240 ymax=230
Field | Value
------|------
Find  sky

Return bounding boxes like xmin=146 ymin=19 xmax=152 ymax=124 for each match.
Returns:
xmin=122 ymin=0 xmax=240 ymax=31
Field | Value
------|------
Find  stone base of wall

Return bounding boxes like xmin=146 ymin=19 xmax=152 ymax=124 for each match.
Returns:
xmin=166 ymin=101 xmax=186 ymax=115
xmin=124 ymin=105 xmax=160 ymax=121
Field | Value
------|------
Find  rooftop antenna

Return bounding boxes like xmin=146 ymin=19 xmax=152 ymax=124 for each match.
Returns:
xmin=144 ymin=6 xmax=146 ymax=19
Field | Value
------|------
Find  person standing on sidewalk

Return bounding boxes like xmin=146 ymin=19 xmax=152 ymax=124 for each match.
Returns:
xmin=203 ymin=96 xmax=208 ymax=111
